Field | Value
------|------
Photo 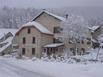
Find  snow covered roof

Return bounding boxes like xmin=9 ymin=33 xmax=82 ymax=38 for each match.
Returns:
xmin=33 ymin=10 xmax=66 ymax=21
xmin=98 ymin=34 xmax=103 ymax=41
xmin=0 ymin=37 xmax=13 ymax=45
xmin=98 ymin=37 xmax=103 ymax=42
xmin=0 ymin=42 xmax=11 ymax=53
xmin=88 ymin=26 xmax=100 ymax=31
xmin=21 ymin=21 xmax=53 ymax=35
xmin=0 ymin=29 xmax=17 ymax=39
xmin=0 ymin=29 xmax=17 ymax=53
xmin=100 ymin=43 xmax=103 ymax=46
xmin=0 ymin=37 xmax=13 ymax=53
xmin=91 ymin=38 xmax=98 ymax=43
xmin=44 ymin=43 xmax=64 ymax=48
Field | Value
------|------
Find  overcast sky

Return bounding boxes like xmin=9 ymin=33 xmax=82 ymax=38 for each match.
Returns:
xmin=0 ymin=0 xmax=103 ymax=8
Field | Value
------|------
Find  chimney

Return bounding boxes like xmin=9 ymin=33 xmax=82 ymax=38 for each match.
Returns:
xmin=43 ymin=9 xmax=46 ymax=11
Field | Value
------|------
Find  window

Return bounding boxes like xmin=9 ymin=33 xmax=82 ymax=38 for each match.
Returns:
xmin=32 ymin=48 xmax=35 ymax=55
xmin=54 ymin=27 xmax=63 ymax=33
xmin=28 ymin=28 xmax=31 ymax=34
xmin=23 ymin=37 xmax=26 ymax=44
xmin=87 ymin=41 xmax=91 ymax=45
xmin=22 ymin=48 xmax=25 ymax=55
xmin=32 ymin=37 xmax=35 ymax=44
xmin=86 ymin=38 xmax=91 ymax=41
xmin=77 ymin=40 xmax=80 ymax=43
xmin=53 ymin=38 xmax=62 ymax=43
xmin=81 ymin=40 xmax=84 ymax=44
xmin=43 ymin=48 xmax=46 ymax=53
xmin=81 ymin=48 xmax=85 ymax=54
xmin=70 ymin=48 xmax=74 ymax=51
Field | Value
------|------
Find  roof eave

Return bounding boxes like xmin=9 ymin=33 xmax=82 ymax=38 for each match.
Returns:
xmin=32 ymin=11 xmax=65 ymax=21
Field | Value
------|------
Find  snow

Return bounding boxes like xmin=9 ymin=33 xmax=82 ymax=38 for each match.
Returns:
xmin=0 ymin=37 xmax=13 ymax=45
xmin=88 ymin=26 xmax=100 ymax=31
xmin=21 ymin=21 xmax=53 ymax=35
xmin=0 ymin=28 xmax=17 ymax=53
xmin=0 ymin=57 xmax=49 ymax=77
xmin=70 ymin=48 xmax=103 ymax=63
xmin=0 ymin=56 xmax=103 ymax=77
xmin=12 ymin=44 xmax=18 ymax=46
xmin=44 ymin=11 xmax=66 ymax=21
xmin=0 ymin=48 xmax=103 ymax=77
xmin=84 ymin=48 xmax=103 ymax=61
xmin=0 ymin=29 xmax=17 ymax=39
xmin=99 ymin=37 xmax=103 ymax=41
xmin=34 ymin=10 xmax=66 ymax=21
xmin=0 ymin=37 xmax=13 ymax=53
xmin=91 ymin=38 xmax=97 ymax=43
xmin=98 ymin=34 xmax=103 ymax=42
xmin=100 ymin=43 xmax=103 ymax=47
xmin=0 ymin=41 xmax=11 ymax=53
xmin=44 ymin=43 xmax=64 ymax=47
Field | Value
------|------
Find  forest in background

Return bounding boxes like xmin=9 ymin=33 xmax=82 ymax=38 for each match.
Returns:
xmin=0 ymin=6 xmax=103 ymax=28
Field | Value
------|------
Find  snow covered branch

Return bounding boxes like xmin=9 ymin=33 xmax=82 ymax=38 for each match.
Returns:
xmin=60 ymin=14 xmax=88 ymax=42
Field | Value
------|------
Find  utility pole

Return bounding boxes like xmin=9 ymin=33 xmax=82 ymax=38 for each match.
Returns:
xmin=95 ymin=41 xmax=100 ymax=62
xmin=90 ymin=30 xmax=94 ymax=48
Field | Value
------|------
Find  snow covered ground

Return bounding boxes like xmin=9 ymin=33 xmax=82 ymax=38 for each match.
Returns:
xmin=0 ymin=48 xmax=103 ymax=77
xmin=0 ymin=57 xmax=103 ymax=77
xmin=0 ymin=57 xmax=51 ymax=77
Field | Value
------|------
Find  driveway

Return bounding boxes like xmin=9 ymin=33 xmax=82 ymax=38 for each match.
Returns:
xmin=0 ymin=58 xmax=51 ymax=77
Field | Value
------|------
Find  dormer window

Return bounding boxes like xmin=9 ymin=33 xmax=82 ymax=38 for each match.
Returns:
xmin=28 ymin=28 xmax=31 ymax=34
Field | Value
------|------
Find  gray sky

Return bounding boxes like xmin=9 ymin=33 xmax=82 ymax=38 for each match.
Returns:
xmin=0 ymin=0 xmax=103 ymax=8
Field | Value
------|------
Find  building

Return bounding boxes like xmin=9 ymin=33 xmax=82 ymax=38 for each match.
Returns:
xmin=12 ymin=21 xmax=55 ymax=58
xmin=0 ymin=29 xmax=17 ymax=55
xmin=33 ymin=10 xmax=93 ymax=55
xmin=88 ymin=26 xmax=101 ymax=39
xmin=33 ymin=10 xmax=66 ymax=41
xmin=65 ymin=38 xmax=92 ymax=55
xmin=12 ymin=10 xmax=94 ymax=58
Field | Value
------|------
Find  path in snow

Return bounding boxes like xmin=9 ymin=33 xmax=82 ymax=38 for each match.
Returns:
xmin=0 ymin=59 xmax=51 ymax=77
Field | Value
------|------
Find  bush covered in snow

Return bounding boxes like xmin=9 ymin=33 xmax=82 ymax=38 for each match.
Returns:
xmin=39 ymin=48 xmax=103 ymax=64
xmin=2 ymin=48 xmax=103 ymax=64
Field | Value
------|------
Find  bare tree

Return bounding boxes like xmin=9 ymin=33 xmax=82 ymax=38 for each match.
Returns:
xmin=0 ymin=7 xmax=39 ymax=28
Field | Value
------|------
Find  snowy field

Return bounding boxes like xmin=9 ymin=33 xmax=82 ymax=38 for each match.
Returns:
xmin=0 ymin=57 xmax=103 ymax=77
xmin=0 ymin=48 xmax=103 ymax=77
